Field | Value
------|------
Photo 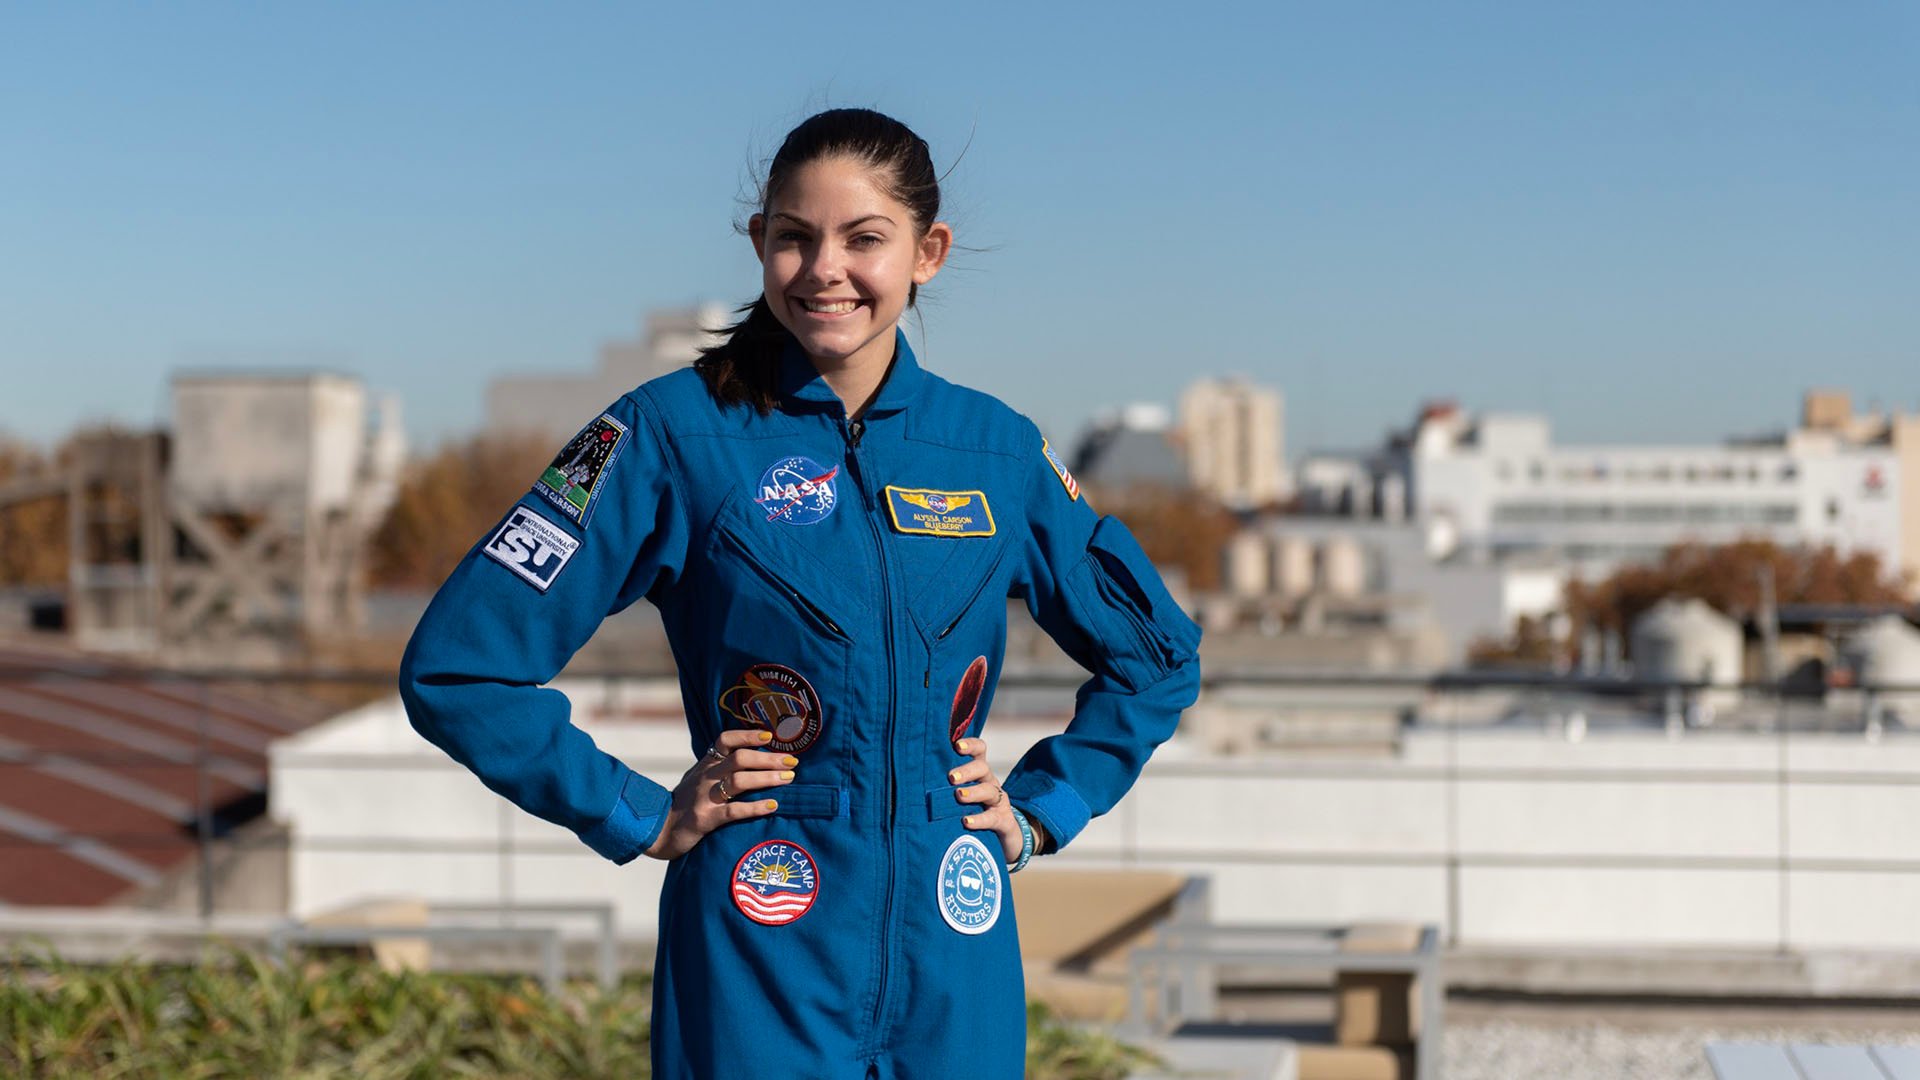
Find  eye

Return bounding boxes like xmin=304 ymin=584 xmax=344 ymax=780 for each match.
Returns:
xmin=849 ymin=233 xmax=885 ymax=249
xmin=775 ymin=229 xmax=809 ymax=243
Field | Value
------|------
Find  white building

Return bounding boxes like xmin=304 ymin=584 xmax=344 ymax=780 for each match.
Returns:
xmin=1178 ymin=378 xmax=1288 ymax=509
xmin=1299 ymin=395 xmax=1913 ymax=585
xmin=488 ymin=303 xmax=730 ymax=442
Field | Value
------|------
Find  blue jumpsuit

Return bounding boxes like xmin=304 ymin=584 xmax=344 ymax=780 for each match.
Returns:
xmin=399 ymin=331 xmax=1203 ymax=1078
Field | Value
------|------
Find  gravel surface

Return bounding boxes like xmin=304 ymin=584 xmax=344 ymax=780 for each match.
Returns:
xmin=1444 ymin=1018 xmax=1920 ymax=1080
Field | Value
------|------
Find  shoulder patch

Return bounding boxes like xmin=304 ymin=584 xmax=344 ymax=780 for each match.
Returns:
xmin=884 ymin=486 xmax=995 ymax=537
xmin=1041 ymin=438 xmax=1080 ymax=501
xmin=535 ymin=412 xmax=629 ymax=526
xmin=483 ymin=506 xmax=580 ymax=592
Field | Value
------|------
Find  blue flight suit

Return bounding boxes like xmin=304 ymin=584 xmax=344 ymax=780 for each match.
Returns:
xmin=399 ymin=330 xmax=1203 ymax=1078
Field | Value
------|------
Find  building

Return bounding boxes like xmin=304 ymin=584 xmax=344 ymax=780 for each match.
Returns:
xmin=1177 ymin=378 xmax=1288 ymax=509
xmin=487 ymin=303 xmax=730 ymax=442
xmin=1070 ymin=404 xmax=1187 ymax=491
xmin=1297 ymin=392 xmax=1915 ymax=588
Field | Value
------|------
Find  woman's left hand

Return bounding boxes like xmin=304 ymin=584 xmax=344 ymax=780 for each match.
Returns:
xmin=949 ymin=737 xmax=1023 ymax=864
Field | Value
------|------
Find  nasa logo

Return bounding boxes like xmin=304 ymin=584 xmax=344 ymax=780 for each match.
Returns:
xmin=482 ymin=507 xmax=580 ymax=592
xmin=718 ymin=663 xmax=824 ymax=753
xmin=732 ymin=839 xmax=820 ymax=926
xmin=936 ymin=833 xmax=1003 ymax=936
xmin=756 ymin=455 xmax=839 ymax=526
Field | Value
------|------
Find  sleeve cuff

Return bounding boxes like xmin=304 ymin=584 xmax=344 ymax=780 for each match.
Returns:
xmin=577 ymin=769 xmax=672 ymax=865
xmin=1005 ymin=774 xmax=1093 ymax=853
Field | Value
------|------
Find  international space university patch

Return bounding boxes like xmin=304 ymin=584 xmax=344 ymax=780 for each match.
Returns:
xmin=536 ymin=413 xmax=629 ymax=526
xmin=884 ymin=486 xmax=995 ymax=537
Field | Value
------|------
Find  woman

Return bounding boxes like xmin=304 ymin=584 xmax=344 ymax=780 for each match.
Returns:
xmin=399 ymin=108 xmax=1202 ymax=1079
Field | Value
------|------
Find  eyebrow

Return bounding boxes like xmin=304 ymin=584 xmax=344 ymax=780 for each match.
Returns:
xmin=771 ymin=212 xmax=897 ymax=230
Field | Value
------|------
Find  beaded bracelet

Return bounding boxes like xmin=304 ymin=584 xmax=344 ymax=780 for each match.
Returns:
xmin=1007 ymin=806 xmax=1036 ymax=874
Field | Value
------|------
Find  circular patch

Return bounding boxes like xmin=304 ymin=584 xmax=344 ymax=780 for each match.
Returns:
xmin=718 ymin=663 xmax=824 ymax=753
xmin=755 ymin=455 xmax=839 ymax=526
xmin=732 ymin=839 xmax=819 ymax=926
xmin=936 ymin=833 xmax=1003 ymax=936
xmin=948 ymin=655 xmax=989 ymax=745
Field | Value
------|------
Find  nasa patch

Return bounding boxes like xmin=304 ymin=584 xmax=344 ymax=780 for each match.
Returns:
xmin=482 ymin=507 xmax=580 ymax=592
xmin=732 ymin=839 xmax=819 ymax=926
xmin=718 ymin=663 xmax=824 ymax=754
xmin=536 ymin=412 xmax=629 ymax=526
xmin=755 ymin=455 xmax=839 ymax=526
xmin=936 ymin=833 xmax=1003 ymax=936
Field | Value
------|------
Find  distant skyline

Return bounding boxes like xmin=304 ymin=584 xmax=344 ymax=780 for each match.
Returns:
xmin=3 ymin=3 xmax=1914 ymax=457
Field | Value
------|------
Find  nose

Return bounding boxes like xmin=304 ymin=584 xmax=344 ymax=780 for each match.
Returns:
xmin=803 ymin=241 xmax=846 ymax=287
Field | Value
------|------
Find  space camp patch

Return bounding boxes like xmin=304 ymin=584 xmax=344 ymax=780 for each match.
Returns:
xmin=718 ymin=663 xmax=824 ymax=754
xmin=1041 ymin=438 xmax=1080 ymax=501
xmin=482 ymin=506 xmax=580 ymax=592
xmin=936 ymin=833 xmax=1003 ymax=935
xmin=883 ymin=486 xmax=995 ymax=538
xmin=732 ymin=838 xmax=819 ymax=926
xmin=536 ymin=413 xmax=629 ymax=526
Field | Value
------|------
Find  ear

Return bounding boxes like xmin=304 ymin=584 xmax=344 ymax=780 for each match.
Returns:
xmin=748 ymin=213 xmax=768 ymax=263
xmin=912 ymin=222 xmax=953 ymax=286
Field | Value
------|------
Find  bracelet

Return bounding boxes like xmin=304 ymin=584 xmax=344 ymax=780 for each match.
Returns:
xmin=1007 ymin=806 xmax=1036 ymax=874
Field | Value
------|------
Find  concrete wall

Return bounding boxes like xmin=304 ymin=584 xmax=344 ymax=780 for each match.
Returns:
xmin=271 ymin=682 xmax=1920 ymax=952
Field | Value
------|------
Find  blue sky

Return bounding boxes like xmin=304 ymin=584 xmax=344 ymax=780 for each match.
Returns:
xmin=2 ymin=2 xmax=1914 ymax=456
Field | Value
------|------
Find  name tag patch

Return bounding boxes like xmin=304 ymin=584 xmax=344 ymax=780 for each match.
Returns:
xmin=483 ymin=507 xmax=580 ymax=591
xmin=884 ymin=487 xmax=995 ymax=538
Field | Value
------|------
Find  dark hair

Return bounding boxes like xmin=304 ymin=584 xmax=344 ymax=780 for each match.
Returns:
xmin=696 ymin=108 xmax=942 ymax=413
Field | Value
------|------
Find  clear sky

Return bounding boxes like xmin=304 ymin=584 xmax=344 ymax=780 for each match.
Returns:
xmin=3 ymin=2 xmax=1914 ymax=457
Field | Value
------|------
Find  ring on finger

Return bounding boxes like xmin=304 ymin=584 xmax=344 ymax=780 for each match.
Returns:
xmin=716 ymin=776 xmax=733 ymax=800
xmin=991 ymin=786 xmax=1005 ymax=807
xmin=702 ymin=745 xmax=726 ymax=765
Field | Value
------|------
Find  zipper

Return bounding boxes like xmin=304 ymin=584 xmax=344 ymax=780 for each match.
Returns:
xmin=922 ymin=542 xmax=1013 ymax=688
xmin=716 ymin=526 xmax=851 ymax=643
xmin=842 ymin=414 xmax=898 ymax=1046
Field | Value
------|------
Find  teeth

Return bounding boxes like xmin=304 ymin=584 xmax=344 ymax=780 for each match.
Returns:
xmin=801 ymin=299 xmax=858 ymax=314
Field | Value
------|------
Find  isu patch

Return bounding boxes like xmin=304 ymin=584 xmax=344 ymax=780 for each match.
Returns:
xmin=718 ymin=663 xmax=824 ymax=754
xmin=936 ymin=833 xmax=1002 ymax=935
xmin=1041 ymin=438 xmax=1080 ymax=501
xmin=949 ymin=656 xmax=989 ymax=745
xmin=732 ymin=839 xmax=819 ymax=926
xmin=536 ymin=413 xmax=629 ymax=526
xmin=884 ymin=487 xmax=995 ymax=538
xmin=756 ymin=455 xmax=839 ymax=526
xmin=482 ymin=507 xmax=580 ymax=592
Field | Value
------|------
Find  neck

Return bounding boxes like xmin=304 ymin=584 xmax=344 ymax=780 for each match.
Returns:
xmin=810 ymin=328 xmax=899 ymax=419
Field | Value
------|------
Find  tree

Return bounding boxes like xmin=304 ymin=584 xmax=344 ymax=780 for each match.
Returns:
xmin=0 ymin=437 xmax=68 ymax=587
xmin=1082 ymin=483 xmax=1239 ymax=593
xmin=367 ymin=432 xmax=556 ymax=589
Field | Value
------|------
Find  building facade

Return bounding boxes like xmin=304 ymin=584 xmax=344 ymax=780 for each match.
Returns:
xmin=487 ymin=303 xmax=729 ymax=442
xmin=1177 ymin=377 xmax=1288 ymax=509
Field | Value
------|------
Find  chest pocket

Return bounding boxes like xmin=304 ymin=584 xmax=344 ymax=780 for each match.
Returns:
xmin=701 ymin=485 xmax=867 ymax=786
xmin=893 ymin=514 xmax=1011 ymax=645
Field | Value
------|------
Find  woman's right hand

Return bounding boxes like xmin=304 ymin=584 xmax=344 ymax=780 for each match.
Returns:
xmin=644 ymin=728 xmax=794 ymax=860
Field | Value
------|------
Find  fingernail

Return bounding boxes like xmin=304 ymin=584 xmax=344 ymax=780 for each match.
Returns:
xmin=782 ymin=755 xmax=798 ymax=767
xmin=780 ymin=771 xmax=794 ymax=781
xmin=957 ymin=740 xmax=970 ymax=753
xmin=765 ymin=800 xmax=778 ymax=811
xmin=758 ymin=732 xmax=773 ymax=743
xmin=948 ymin=771 xmax=960 ymax=784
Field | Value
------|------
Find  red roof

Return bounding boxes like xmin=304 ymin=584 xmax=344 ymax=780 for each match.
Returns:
xmin=0 ymin=645 xmax=324 ymax=906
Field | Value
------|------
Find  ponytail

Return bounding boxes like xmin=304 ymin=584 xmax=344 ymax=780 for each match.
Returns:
xmin=694 ymin=296 xmax=789 ymax=415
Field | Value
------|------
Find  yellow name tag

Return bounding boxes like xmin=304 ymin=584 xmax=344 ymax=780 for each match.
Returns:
xmin=884 ymin=487 xmax=996 ymax=538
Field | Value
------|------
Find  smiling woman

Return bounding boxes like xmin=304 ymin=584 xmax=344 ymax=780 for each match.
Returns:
xmin=398 ymin=107 xmax=1203 ymax=1079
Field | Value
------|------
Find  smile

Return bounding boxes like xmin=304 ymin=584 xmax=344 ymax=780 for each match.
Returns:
xmin=795 ymin=298 xmax=864 ymax=317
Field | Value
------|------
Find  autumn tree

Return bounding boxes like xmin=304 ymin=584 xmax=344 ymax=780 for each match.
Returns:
xmin=1082 ymin=483 xmax=1239 ymax=593
xmin=0 ymin=436 xmax=68 ymax=586
xmin=367 ymin=431 xmax=556 ymax=589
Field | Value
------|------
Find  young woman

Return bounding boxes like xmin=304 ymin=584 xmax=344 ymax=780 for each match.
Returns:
xmin=400 ymin=108 xmax=1202 ymax=1079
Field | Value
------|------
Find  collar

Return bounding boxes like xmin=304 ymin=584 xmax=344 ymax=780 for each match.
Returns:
xmin=777 ymin=327 xmax=923 ymax=417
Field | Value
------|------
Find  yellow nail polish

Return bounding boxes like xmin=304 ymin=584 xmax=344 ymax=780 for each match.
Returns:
xmin=765 ymin=800 xmax=778 ymax=811
xmin=780 ymin=771 xmax=794 ymax=780
xmin=957 ymin=740 xmax=970 ymax=753
xmin=782 ymin=755 xmax=799 ymax=768
xmin=948 ymin=771 xmax=960 ymax=784
xmin=758 ymin=731 xmax=773 ymax=743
